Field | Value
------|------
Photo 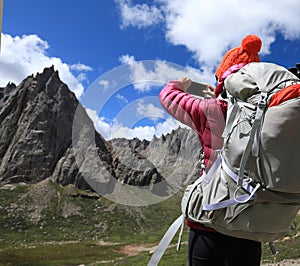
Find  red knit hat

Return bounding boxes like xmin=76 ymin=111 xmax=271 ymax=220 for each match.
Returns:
xmin=215 ymin=34 xmax=262 ymax=81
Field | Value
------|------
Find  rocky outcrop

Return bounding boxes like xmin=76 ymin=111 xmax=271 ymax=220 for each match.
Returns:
xmin=145 ymin=127 xmax=202 ymax=186
xmin=109 ymin=128 xmax=202 ymax=190
xmin=0 ymin=82 xmax=16 ymax=108
xmin=0 ymin=67 xmax=112 ymax=190
xmin=0 ymin=67 xmax=201 ymax=194
xmin=0 ymin=68 xmax=97 ymax=186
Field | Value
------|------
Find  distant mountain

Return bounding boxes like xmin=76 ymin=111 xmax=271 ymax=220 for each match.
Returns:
xmin=0 ymin=67 xmax=202 ymax=196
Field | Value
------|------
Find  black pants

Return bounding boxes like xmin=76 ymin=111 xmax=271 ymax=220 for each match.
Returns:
xmin=188 ymin=229 xmax=261 ymax=266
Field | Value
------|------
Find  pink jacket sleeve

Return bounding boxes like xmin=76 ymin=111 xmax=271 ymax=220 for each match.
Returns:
xmin=159 ymin=81 xmax=227 ymax=171
xmin=159 ymin=81 xmax=208 ymax=137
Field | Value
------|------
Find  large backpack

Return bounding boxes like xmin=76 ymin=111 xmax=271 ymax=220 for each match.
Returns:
xmin=148 ymin=62 xmax=300 ymax=266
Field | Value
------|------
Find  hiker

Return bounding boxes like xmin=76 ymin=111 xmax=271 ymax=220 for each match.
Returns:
xmin=159 ymin=35 xmax=263 ymax=266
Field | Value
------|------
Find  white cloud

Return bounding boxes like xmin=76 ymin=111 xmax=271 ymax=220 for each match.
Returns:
xmin=0 ymin=33 xmax=91 ymax=98
xmin=86 ymin=105 xmax=181 ymax=141
xmin=115 ymin=93 xmax=129 ymax=104
xmin=119 ymin=54 xmax=135 ymax=65
xmin=110 ymin=118 xmax=182 ymax=141
xmin=119 ymin=0 xmax=300 ymax=68
xmin=119 ymin=54 xmax=213 ymax=91
xmin=97 ymin=79 xmax=112 ymax=91
xmin=116 ymin=0 xmax=164 ymax=29
xmin=112 ymin=123 xmax=156 ymax=140
xmin=136 ymin=100 xmax=165 ymax=122
xmin=70 ymin=63 xmax=92 ymax=72
xmin=85 ymin=108 xmax=112 ymax=139
xmin=154 ymin=117 xmax=186 ymax=137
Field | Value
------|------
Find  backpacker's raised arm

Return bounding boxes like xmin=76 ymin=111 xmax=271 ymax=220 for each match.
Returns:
xmin=159 ymin=80 xmax=208 ymax=134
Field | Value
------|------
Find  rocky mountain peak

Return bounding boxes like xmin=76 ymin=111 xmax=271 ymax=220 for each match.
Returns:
xmin=0 ymin=82 xmax=16 ymax=108
xmin=0 ymin=67 xmax=201 ymax=198
xmin=0 ymin=66 xmax=78 ymax=183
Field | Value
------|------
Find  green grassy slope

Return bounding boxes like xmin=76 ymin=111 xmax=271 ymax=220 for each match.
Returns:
xmin=0 ymin=180 xmax=299 ymax=265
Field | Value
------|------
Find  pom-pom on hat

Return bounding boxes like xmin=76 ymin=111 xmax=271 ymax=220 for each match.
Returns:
xmin=215 ymin=34 xmax=262 ymax=82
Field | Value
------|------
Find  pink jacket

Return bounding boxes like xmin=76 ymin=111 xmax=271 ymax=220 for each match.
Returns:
xmin=159 ymin=81 xmax=227 ymax=171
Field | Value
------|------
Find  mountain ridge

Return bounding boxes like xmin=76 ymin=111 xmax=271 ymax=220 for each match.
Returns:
xmin=0 ymin=66 xmax=201 ymax=196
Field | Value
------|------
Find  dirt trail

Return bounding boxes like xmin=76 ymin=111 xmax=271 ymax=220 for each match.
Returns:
xmin=119 ymin=243 xmax=157 ymax=256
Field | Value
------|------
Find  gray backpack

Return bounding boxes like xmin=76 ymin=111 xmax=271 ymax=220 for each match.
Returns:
xmin=148 ymin=62 xmax=300 ymax=266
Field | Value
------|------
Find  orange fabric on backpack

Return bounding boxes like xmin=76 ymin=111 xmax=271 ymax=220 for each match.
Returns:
xmin=269 ymin=84 xmax=300 ymax=107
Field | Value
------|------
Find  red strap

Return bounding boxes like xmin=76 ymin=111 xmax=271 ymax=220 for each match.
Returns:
xmin=269 ymin=84 xmax=300 ymax=107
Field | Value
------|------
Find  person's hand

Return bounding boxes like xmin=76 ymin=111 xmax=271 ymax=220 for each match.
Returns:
xmin=203 ymin=84 xmax=215 ymax=99
xmin=177 ymin=77 xmax=192 ymax=92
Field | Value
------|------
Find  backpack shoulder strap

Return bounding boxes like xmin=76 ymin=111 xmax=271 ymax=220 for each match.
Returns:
xmin=147 ymin=214 xmax=184 ymax=266
xmin=148 ymin=156 xmax=222 ymax=266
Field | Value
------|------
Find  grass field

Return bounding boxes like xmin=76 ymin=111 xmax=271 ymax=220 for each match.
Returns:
xmin=0 ymin=180 xmax=299 ymax=265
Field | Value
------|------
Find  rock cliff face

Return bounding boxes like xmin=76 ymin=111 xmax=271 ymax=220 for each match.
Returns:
xmin=0 ymin=67 xmax=107 ymax=188
xmin=0 ymin=67 xmax=201 ymax=194
xmin=109 ymin=127 xmax=202 ymax=189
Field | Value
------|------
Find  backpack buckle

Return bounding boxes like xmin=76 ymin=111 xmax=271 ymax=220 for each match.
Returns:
xmin=258 ymin=92 xmax=268 ymax=108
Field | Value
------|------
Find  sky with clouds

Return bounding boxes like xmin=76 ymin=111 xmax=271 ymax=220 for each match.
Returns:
xmin=1 ymin=0 xmax=300 ymax=141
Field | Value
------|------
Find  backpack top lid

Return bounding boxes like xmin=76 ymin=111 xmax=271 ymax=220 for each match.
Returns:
xmin=224 ymin=62 xmax=299 ymax=101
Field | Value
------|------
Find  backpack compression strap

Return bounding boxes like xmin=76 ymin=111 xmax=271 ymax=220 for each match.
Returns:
xmin=238 ymin=92 xmax=268 ymax=186
xmin=223 ymin=91 xmax=268 ymax=186
xmin=202 ymin=156 xmax=260 ymax=211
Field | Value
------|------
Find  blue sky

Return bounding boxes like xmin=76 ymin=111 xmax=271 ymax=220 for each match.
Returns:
xmin=1 ymin=0 xmax=300 ymax=140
